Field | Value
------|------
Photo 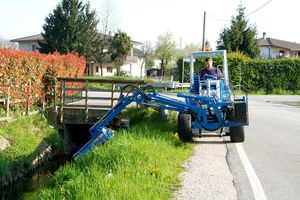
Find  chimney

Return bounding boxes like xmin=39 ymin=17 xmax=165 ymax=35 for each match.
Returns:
xmin=263 ymin=32 xmax=266 ymax=39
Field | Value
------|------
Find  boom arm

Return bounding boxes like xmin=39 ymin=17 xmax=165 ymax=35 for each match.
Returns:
xmin=73 ymin=84 xmax=236 ymax=159
xmin=73 ymin=85 xmax=200 ymax=159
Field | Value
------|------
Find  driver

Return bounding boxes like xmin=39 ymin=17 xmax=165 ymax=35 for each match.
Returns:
xmin=200 ymin=57 xmax=223 ymax=80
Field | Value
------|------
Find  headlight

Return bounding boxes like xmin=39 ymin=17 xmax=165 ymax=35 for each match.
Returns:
xmin=224 ymin=92 xmax=231 ymax=101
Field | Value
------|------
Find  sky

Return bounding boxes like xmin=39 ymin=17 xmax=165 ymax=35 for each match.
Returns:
xmin=0 ymin=0 xmax=299 ymax=49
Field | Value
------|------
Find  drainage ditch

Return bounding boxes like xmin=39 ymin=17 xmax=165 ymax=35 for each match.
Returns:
xmin=0 ymin=124 xmax=92 ymax=200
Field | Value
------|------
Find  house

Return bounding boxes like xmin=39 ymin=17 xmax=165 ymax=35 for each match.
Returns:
xmin=258 ymin=32 xmax=300 ymax=58
xmin=88 ymin=41 xmax=145 ymax=77
xmin=10 ymin=34 xmax=42 ymax=51
xmin=10 ymin=34 xmax=146 ymax=77
xmin=146 ymin=59 xmax=162 ymax=77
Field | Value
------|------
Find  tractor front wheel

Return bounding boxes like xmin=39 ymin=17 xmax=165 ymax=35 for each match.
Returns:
xmin=229 ymin=126 xmax=245 ymax=142
xmin=177 ymin=113 xmax=193 ymax=141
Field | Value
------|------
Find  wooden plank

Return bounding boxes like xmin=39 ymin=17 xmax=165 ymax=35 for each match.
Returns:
xmin=57 ymin=96 xmax=113 ymax=101
xmin=64 ymin=88 xmax=84 ymax=91
xmin=60 ymin=96 xmax=85 ymax=100
xmin=57 ymin=104 xmax=112 ymax=108
xmin=56 ymin=77 xmax=147 ymax=84
xmin=111 ymin=83 xmax=115 ymax=107
xmin=59 ymin=88 xmax=122 ymax=92
xmin=85 ymin=80 xmax=89 ymax=121
xmin=60 ymin=80 xmax=65 ymax=123
xmin=88 ymin=88 xmax=121 ymax=92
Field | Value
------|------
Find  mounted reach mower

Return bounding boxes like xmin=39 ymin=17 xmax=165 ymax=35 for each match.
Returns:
xmin=73 ymin=50 xmax=248 ymax=159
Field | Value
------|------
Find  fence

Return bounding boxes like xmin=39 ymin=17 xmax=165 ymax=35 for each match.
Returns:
xmin=54 ymin=77 xmax=147 ymax=123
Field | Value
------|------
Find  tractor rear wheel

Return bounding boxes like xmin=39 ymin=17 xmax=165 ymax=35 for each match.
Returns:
xmin=229 ymin=126 xmax=245 ymax=142
xmin=177 ymin=113 xmax=193 ymax=141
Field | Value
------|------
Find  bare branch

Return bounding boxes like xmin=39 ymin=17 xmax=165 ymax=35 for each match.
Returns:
xmin=99 ymin=0 xmax=116 ymax=35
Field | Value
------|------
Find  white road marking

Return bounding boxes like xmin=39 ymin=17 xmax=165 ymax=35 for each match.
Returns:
xmin=236 ymin=143 xmax=267 ymax=200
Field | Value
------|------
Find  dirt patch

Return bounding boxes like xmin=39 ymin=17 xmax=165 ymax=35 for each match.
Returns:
xmin=0 ymin=136 xmax=10 ymax=153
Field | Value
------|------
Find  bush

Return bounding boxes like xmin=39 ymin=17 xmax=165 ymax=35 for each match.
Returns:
xmin=0 ymin=49 xmax=86 ymax=111
xmin=177 ymin=52 xmax=300 ymax=94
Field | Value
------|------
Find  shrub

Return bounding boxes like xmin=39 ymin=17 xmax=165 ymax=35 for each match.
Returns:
xmin=0 ymin=49 xmax=86 ymax=112
xmin=177 ymin=52 xmax=300 ymax=94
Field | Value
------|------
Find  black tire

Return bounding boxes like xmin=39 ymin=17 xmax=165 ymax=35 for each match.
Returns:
xmin=229 ymin=126 xmax=245 ymax=142
xmin=177 ymin=113 xmax=193 ymax=141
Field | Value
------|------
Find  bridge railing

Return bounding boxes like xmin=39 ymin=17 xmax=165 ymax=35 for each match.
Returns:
xmin=55 ymin=77 xmax=146 ymax=123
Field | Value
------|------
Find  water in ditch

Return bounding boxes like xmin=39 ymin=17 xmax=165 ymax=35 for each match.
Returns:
xmin=0 ymin=155 xmax=69 ymax=200
xmin=0 ymin=125 xmax=91 ymax=200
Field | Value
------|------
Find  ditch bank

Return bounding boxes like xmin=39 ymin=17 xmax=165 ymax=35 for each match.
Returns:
xmin=0 ymin=113 xmax=93 ymax=199
xmin=0 ymin=114 xmax=65 ymax=196
xmin=0 ymin=140 xmax=54 ymax=187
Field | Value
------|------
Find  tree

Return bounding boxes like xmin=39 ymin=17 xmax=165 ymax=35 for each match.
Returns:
xmin=140 ymin=41 xmax=154 ymax=76
xmin=110 ymin=30 xmax=131 ymax=76
xmin=0 ymin=36 xmax=18 ymax=49
xmin=96 ymin=0 xmax=116 ymax=76
xmin=39 ymin=0 xmax=100 ymax=61
xmin=80 ymin=3 xmax=102 ymax=63
xmin=181 ymin=43 xmax=201 ymax=57
xmin=216 ymin=4 xmax=259 ymax=58
xmin=155 ymin=32 xmax=177 ymax=76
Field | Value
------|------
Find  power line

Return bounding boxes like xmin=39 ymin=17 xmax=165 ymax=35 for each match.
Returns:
xmin=206 ymin=0 xmax=273 ymax=22
xmin=246 ymin=0 xmax=273 ymax=16
xmin=206 ymin=13 xmax=231 ymax=22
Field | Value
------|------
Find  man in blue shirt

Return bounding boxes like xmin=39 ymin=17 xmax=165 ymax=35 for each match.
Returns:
xmin=200 ymin=57 xmax=223 ymax=80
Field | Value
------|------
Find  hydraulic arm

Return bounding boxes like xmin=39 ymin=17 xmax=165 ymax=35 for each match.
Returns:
xmin=73 ymin=84 xmax=246 ymax=159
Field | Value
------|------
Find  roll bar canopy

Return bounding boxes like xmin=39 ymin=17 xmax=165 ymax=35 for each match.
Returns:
xmin=189 ymin=50 xmax=228 ymax=84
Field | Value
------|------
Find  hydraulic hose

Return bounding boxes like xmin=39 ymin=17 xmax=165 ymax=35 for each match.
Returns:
xmin=119 ymin=84 xmax=152 ymax=101
xmin=141 ymin=85 xmax=156 ymax=94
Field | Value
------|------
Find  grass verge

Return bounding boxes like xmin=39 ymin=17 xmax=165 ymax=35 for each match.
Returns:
xmin=33 ymin=107 xmax=194 ymax=200
xmin=284 ymin=102 xmax=300 ymax=106
xmin=0 ymin=114 xmax=61 ymax=179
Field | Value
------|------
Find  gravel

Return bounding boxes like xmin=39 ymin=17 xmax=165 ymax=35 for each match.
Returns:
xmin=172 ymin=134 xmax=237 ymax=200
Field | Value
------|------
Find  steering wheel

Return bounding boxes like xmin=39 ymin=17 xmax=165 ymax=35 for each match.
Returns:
xmin=204 ymin=74 xmax=218 ymax=80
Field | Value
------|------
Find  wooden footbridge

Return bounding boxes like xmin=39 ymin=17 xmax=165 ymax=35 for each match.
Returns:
xmin=48 ymin=77 xmax=146 ymax=128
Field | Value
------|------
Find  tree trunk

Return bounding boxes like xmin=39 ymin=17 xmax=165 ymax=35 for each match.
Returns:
xmin=100 ymin=63 xmax=103 ymax=76
xmin=140 ymin=60 xmax=145 ymax=78
xmin=161 ymin=59 xmax=165 ymax=77
xmin=116 ymin=66 xmax=121 ymax=76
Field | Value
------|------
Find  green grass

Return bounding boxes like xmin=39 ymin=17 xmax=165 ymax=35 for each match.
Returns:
xmin=0 ymin=114 xmax=60 ymax=178
xmin=284 ymin=102 xmax=300 ymax=106
xmin=33 ymin=108 xmax=194 ymax=200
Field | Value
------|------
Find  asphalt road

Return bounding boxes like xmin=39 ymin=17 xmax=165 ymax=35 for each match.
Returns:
xmin=78 ymin=92 xmax=300 ymax=199
xmin=227 ymin=95 xmax=300 ymax=200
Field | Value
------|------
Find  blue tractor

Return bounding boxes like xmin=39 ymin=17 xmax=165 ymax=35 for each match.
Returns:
xmin=73 ymin=50 xmax=248 ymax=159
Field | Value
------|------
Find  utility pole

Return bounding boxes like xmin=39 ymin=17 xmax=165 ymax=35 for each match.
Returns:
xmin=180 ymin=37 xmax=182 ymax=55
xmin=202 ymin=11 xmax=206 ymax=51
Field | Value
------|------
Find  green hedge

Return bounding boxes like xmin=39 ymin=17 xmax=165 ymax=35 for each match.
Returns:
xmin=177 ymin=52 xmax=300 ymax=94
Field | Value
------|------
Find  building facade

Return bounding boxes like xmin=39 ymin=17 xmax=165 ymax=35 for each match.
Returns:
xmin=258 ymin=32 xmax=300 ymax=59
xmin=11 ymin=34 xmax=146 ymax=77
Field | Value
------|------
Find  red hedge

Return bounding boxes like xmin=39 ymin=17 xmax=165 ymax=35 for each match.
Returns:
xmin=0 ymin=48 xmax=86 ymax=109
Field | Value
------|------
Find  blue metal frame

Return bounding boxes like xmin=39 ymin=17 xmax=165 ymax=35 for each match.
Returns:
xmin=73 ymin=80 xmax=248 ymax=159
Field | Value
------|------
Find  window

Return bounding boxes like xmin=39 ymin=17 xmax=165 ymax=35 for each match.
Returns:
xmin=96 ymin=66 xmax=99 ymax=73
xmin=279 ymin=50 xmax=285 ymax=58
xmin=107 ymin=67 xmax=112 ymax=73
xmin=32 ymin=45 xmax=36 ymax=51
